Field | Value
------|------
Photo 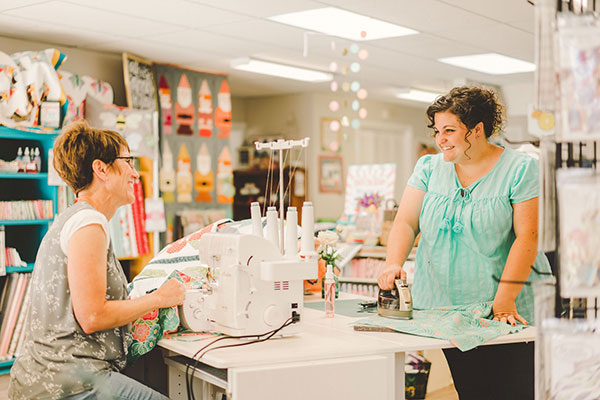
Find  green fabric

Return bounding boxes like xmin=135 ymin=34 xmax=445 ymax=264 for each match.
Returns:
xmin=353 ymin=302 xmax=527 ymax=351
xmin=305 ymin=299 xmax=376 ymax=318
xmin=406 ymin=149 xmax=551 ymax=324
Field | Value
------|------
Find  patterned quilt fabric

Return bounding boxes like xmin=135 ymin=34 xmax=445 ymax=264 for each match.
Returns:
xmin=127 ymin=218 xmax=261 ymax=362
xmin=353 ymin=302 xmax=527 ymax=351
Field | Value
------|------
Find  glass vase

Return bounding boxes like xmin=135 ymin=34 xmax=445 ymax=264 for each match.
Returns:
xmin=321 ymin=263 xmax=339 ymax=299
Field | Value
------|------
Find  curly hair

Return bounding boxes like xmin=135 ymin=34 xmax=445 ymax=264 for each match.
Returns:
xmin=426 ymin=86 xmax=505 ymax=138
xmin=53 ymin=120 xmax=129 ymax=195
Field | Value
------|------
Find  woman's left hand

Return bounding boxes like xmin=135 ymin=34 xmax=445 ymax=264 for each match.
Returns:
xmin=492 ymin=297 xmax=528 ymax=326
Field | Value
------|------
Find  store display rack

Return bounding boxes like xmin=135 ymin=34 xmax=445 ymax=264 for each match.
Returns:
xmin=0 ymin=125 xmax=60 ymax=374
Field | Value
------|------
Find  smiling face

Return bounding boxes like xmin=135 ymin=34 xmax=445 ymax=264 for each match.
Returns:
xmin=109 ymin=147 xmax=140 ymax=205
xmin=433 ymin=111 xmax=472 ymax=164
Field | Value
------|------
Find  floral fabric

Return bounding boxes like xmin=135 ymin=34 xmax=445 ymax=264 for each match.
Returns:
xmin=354 ymin=302 xmax=527 ymax=351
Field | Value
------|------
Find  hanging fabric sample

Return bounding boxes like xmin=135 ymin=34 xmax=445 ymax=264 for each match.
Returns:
xmin=158 ymin=75 xmax=173 ymax=134
xmin=215 ymin=80 xmax=232 ymax=138
xmin=159 ymin=140 xmax=175 ymax=203
xmin=194 ymin=142 xmax=214 ymax=202
xmin=556 ymin=168 xmax=600 ymax=297
xmin=175 ymin=74 xmax=194 ymax=135
xmin=60 ymin=71 xmax=114 ymax=126
xmin=176 ymin=144 xmax=193 ymax=203
xmin=541 ymin=318 xmax=600 ymax=400
xmin=216 ymin=145 xmax=234 ymax=203
xmin=197 ymin=79 xmax=213 ymax=137
xmin=557 ymin=14 xmax=600 ymax=141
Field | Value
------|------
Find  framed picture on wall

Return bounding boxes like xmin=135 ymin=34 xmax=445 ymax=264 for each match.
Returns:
xmin=320 ymin=117 xmax=342 ymax=152
xmin=122 ymin=52 xmax=158 ymax=111
xmin=319 ymin=155 xmax=344 ymax=193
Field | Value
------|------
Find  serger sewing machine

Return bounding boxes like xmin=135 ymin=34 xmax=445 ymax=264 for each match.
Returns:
xmin=179 ymin=202 xmax=318 ymax=337
xmin=179 ymin=137 xmax=318 ymax=337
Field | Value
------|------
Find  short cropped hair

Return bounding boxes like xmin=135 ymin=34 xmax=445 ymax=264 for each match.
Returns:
xmin=53 ymin=120 xmax=129 ymax=195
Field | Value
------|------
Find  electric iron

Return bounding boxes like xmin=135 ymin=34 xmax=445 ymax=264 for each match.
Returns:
xmin=377 ymin=279 xmax=413 ymax=319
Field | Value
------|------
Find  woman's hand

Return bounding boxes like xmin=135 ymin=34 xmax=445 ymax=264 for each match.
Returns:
xmin=153 ymin=278 xmax=186 ymax=309
xmin=492 ymin=296 xmax=528 ymax=326
xmin=377 ymin=264 xmax=406 ymax=290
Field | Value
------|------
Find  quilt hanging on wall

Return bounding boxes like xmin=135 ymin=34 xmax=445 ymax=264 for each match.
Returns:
xmin=154 ymin=63 xmax=234 ymax=245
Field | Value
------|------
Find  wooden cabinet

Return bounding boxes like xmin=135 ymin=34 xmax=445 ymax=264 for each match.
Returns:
xmin=233 ymin=167 xmax=306 ymax=223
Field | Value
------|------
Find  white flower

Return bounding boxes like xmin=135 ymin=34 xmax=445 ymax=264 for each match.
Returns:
xmin=317 ymin=230 xmax=339 ymax=246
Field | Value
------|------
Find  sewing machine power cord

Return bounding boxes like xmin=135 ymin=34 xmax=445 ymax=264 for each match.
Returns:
xmin=185 ymin=316 xmax=297 ymax=400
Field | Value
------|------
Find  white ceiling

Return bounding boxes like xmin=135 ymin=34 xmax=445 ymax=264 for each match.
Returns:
xmin=0 ymin=0 xmax=535 ymax=103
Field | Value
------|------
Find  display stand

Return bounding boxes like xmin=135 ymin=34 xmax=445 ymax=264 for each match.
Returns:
xmin=0 ymin=125 xmax=60 ymax=374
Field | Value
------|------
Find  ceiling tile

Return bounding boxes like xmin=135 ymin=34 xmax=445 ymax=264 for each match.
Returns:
xmin=0 ymin=14 xmax=123 ymax=47
xmin=435 ymin=0 xmax=533 ymax=24
xmin=144 ymin=29 xmax=271 ymax=58
xmin=0 ymin=0 xmax=48 ymax=12
xmin=69 ymin=0 xmax=252 ymax=29
xmin=205 ymin=19 xmax=305 ymax=53
xmin=4 ymin=1 xmax=179 ymax=38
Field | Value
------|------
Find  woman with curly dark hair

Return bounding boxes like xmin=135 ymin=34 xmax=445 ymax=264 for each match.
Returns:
xmin=378 ymin=86 xmax=550 ymax=400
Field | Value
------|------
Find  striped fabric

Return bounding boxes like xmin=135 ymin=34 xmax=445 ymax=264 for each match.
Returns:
xmin=407 ymin=149 xmax=551 ymax=324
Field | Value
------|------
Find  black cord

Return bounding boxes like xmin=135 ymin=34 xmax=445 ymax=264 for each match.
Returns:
xmin=185 ymin=317 xmax=295 ymax=400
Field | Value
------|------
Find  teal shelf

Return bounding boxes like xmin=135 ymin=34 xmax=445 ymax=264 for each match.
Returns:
xmin=0 ymin=219 xmax=53 ymax=225
xmin=0 ymin=172 xmax=48 ymax=179
xmin=0 ymin=126 xmax=59 ymax=140
xmin=0 ymin=358 xmax=14 ymax=374
xmin=6 ymin=263 xmax=34 ymax=273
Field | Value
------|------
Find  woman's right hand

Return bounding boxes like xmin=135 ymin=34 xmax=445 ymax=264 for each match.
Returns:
xmin=153 ymin=278 xmax=186 ymax=309
xmin=377 ymin=265 xmax=406 ymax=289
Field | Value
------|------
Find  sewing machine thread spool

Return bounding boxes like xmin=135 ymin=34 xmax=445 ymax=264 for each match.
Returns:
xmin=285 ymin=207 xmax=298 ymax=259
xmin=300 ymin=202 xmax=317 ymax=258
xmin=250 ymin=202 xmax=263 ymax=237
xmin=266 ymin=206 xmax=280 ymax=250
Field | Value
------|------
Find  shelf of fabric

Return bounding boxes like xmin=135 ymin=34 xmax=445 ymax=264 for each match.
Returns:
xmin=338 ymin=277 xmax=378 ymax=284
xmin=6 ymin=263 xmax=34 ymax=274
xmin=0 ymin=358 xmax=15 ymax=375
xmin=0 ymin=172 xmax=48 ymax=179
xmin=0 ymin=126 xmax=60 ymax=140
xmin=0 ymin=219 xmax=53 ymax=225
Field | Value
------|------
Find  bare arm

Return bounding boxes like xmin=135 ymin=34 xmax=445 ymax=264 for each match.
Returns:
xmin=377 ymin=186 xmax=425 ymax=289
xmin=67 ymin=224 xmax=185 ymax=334
xmin=493 ymin=197 xmax=538 ymax=326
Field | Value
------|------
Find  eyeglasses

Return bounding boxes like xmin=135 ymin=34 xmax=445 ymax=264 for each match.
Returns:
xmin=114 ymin=156 xmax=135 ymax=168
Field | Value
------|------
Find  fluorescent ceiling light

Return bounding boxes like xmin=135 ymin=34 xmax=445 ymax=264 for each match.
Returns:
xmin=231 ymin=58 xmax=333 ymax=82
xmin=396 ymin=89 xmax=442 ymax=103
xmin=268 ymin=7 xmax=418 ymax=41
xmin=438 ymin=53 xmax=536 ymax=75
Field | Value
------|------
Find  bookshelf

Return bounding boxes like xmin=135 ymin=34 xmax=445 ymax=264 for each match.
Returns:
xmin=0 ymin=125 xmax=60 ymax=374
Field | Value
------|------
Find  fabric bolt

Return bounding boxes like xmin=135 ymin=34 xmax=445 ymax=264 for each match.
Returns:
xmin=406 ymin=149 xmax=552 ymax=325
xmin=354 ymin=302 xmax=526 ymax=351
xmin=9 ymin=202 xmax=130 ymax=400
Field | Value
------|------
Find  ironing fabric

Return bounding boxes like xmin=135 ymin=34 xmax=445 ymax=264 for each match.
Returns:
xmin=374 ymin=86 xmax=552 ymax=400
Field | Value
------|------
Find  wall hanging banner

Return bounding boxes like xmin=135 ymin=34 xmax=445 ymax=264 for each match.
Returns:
xmin=153 ymin=63 xmax=232 ymax=245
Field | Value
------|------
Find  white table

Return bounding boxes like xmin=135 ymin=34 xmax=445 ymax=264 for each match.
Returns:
xmin=159 ymin=294 xmax=535 ymax=400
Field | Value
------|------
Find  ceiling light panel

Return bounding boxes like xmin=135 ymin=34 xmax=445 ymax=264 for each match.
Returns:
xmin=268 ymin=7 xmax=418 ymax=41
xmin=396 ymin=89 xmax=442 ymax=103
xmin=231 ymin=58 xmax=332 ymax=82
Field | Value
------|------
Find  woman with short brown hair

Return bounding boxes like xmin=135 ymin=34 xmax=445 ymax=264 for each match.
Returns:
xmin=9 ymin=120 xmax=185 ymax=399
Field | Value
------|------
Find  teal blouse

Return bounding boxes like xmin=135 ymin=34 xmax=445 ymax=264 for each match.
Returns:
xmin=407 ymin=148 xmax=551 ymax=324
